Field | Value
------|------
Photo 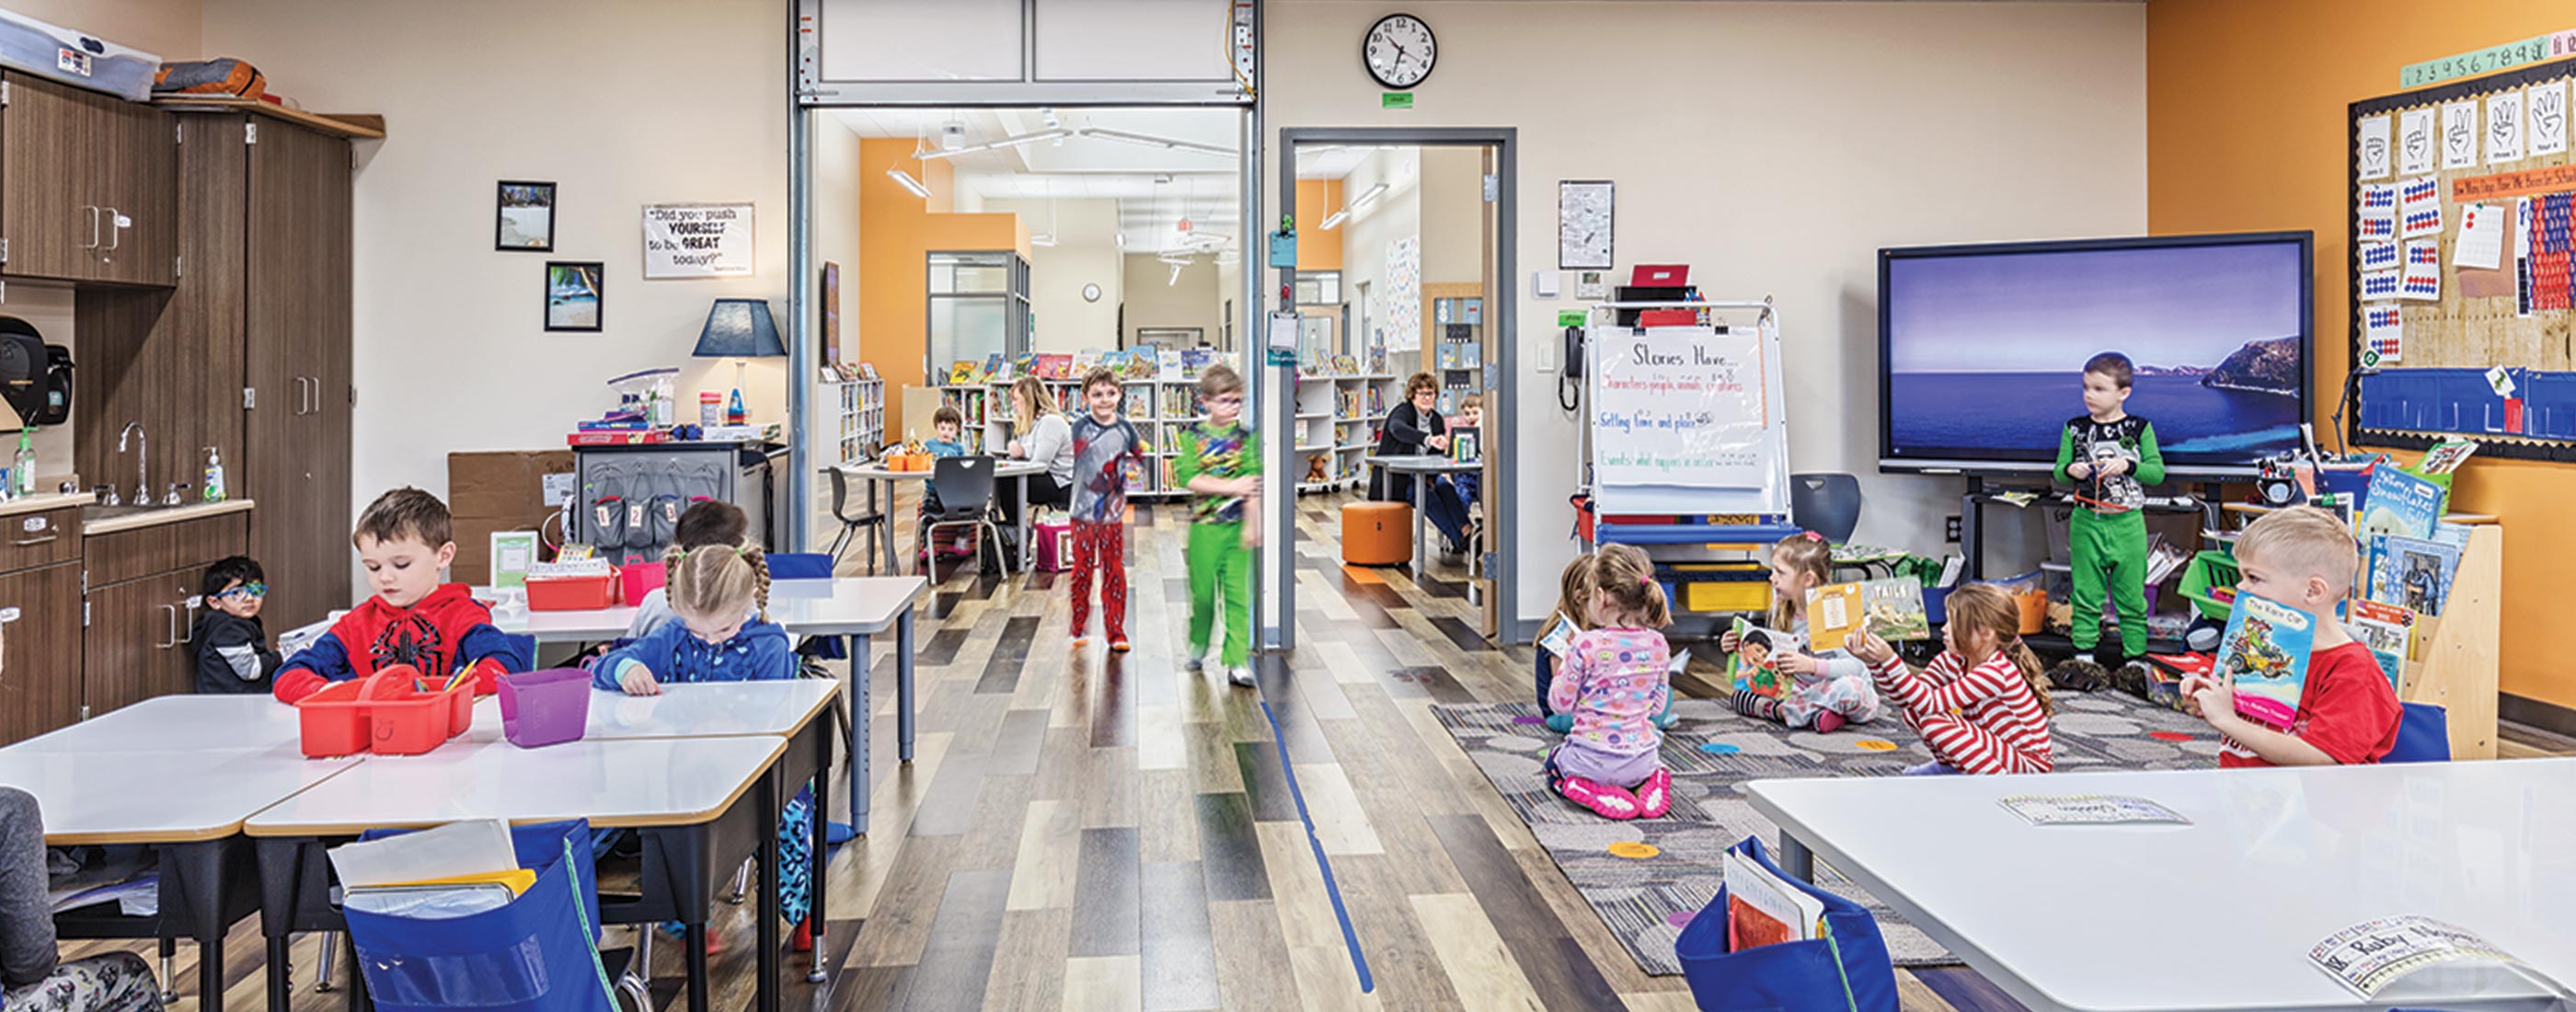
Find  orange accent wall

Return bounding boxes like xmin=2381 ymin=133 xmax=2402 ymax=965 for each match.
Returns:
xmin=857 ymin=138 xmax=1028 ymax=425
xmin=2148 ymin=1 xmax=2575 ymax=709
xmin=1295 ymin=178 xmax=1344 ymax=271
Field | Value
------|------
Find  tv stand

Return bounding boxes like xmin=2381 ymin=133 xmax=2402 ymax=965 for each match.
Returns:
xmin=1955 ymin=473 xmax=2224 ymax=581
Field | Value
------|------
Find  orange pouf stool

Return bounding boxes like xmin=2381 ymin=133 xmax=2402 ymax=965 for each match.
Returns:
xmin=1341 ymin=500 xmax=1413 ymax=566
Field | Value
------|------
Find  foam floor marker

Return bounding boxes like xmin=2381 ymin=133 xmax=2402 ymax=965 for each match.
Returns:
xmin=1606 ymin=841 xmax=1661 ymax=859
xmin=1853 ymin=740 xmax=1899 ymax=752
xmin=2148 ymin=730 xmax=2196 ymax=742
xmin=1697 ymin=742 xmax=1742 ymax=755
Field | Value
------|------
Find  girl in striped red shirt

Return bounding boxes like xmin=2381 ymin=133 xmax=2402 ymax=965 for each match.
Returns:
xmin=1846 ymin=582 xmax=2054 ymax=776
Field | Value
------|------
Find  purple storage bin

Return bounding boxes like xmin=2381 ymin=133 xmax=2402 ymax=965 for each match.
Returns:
xmin=499 ymin=668 xmax=592 ymax=748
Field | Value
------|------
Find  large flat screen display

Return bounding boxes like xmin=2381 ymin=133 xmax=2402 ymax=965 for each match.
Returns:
xmin=1879 ymin=232 xmax=2312 ymax=477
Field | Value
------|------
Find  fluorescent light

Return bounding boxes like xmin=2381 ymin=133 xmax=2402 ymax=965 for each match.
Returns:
xmin=915 ymin=129 xmax=1072 ymax=161
xmin=1081 ymin=127 xmax=1236 ymax=157
xmin=1115 ymin=232 xmax=1126 ymax=248
xmin=1168 ymin=263 xmax=1183 ymax=286
xmin=1030 ymin=235 xmax=1057 ymax=247
xmin=1319 ymin=210 xmax=1347 ymax=230
xmin=1350 ymin=183 xmax=1388 ymax=211
xmin=885 ymin=167 xmax=930 ymax=199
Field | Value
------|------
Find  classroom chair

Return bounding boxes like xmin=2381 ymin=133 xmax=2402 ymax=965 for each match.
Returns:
xmin=1789 ymin=472 xmax=1863 ymax=544
xmin=824 ymin=466 xmax=888 ymax=573
xmin=2383 ymin=702 xmax=2451 ymax=764
xmin=920 ymin=455 xmax=1006 ymax=575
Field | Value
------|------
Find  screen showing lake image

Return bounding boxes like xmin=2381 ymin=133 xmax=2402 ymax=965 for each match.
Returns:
xmin=1881 ymin=236 xmax=2307 ymax=471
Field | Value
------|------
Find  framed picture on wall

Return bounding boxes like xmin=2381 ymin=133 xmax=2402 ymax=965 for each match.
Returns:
xmin=545 ymin=261 xmax=604 ymax=332
xmin=496 ymin=180 xmax=557 ymax=251
xmin=822 ymin=261 xmax=842 ymax=362
xmin=1558 ymin=179 xmax=1614 ymax=270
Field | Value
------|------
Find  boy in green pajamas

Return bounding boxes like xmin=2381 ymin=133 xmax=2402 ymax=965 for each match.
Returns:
xmin=2053 ymin=352 xmax=2165 ymax=684
xmin=1176 ymin=362 xmax=1262 ymax=689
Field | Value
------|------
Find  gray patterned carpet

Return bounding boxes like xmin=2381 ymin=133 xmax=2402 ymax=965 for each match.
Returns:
xmin=1431 ymin=690 xmax=2224 ymax=975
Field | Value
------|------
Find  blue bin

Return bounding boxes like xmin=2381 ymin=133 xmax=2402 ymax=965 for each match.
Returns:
xmin=1675 ymin=837 xmax=1899 ymax=1012
xmin=343 ymin=820 xmax=615 ymax=1012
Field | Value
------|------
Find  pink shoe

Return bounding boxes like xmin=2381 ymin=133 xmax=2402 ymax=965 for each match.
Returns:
xmin=1812 ymin=710 xmax=1847 ymax=734
xmin=1557 ymin=776 xmax=1641 ymax=820
xmin=1635 ymin=768 xmax=1673 ymax=819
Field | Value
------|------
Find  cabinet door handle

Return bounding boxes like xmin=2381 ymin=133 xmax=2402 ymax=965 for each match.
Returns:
xmin=178 ymin=593 xmax=198 ymax=644
xmin=0 ymin=605 xmax=17 ymax=680
xmin=80 ymin=205 xmax=99 ymax=250
xmin=10 ymin=533 xmax=57 ymax=547
xmin=103 ymin=208 xmax=122 ymax=252
xmin=159 ymin=604 xmax=178 ymax=650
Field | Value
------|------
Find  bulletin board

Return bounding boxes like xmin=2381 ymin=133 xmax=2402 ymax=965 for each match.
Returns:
xmin=2348 ymin=55 xmax=2576 ymax=461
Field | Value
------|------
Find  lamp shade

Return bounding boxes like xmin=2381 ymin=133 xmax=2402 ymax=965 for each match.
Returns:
xmin=692 ymin=299 xmax=787 ymax=359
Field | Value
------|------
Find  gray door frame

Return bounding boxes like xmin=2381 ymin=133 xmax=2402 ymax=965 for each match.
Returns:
xmin=1268 ymin=127 xmax=1517 ymax=650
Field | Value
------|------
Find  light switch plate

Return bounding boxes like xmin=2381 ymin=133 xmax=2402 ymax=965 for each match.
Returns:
xmin=1533 ymin=270 xmax=1560 ymax=299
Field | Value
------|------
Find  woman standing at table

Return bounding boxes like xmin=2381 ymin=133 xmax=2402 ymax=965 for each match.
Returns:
xmin=1374 ymin=373 xmax=1471 ymax=555
xmin=0 ymin=788 xmax=162 ymax=1011
xmin=1003 ymin=376 xmax=1075 ymax=526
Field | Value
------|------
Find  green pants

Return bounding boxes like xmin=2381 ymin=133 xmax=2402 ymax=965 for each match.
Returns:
xmin=2068 ymin=507 xmax=2149 ymax=660
xmin=1188 ymin=522 xmax=1254 ymax=667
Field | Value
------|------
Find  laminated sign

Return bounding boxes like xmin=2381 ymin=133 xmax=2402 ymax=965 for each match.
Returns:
xmin=1590 ymin=325 xmax=1780 ymax=507
xmin=642 ymin=202 xmax=755 ymax=279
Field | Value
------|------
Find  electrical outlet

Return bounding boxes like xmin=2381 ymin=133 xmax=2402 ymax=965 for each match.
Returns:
xmin=1945 ymin=515 xmax=1961 ymax=542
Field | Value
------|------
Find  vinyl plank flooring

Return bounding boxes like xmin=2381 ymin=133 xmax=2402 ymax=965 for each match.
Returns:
xmin=1140 ymin=859 xmax=1224 ymax=1012
xmin=1409 ymin=892 xmax=1547 ymax=1012
xmin=903 ymin=868 xmax=1014 ymax=1012
xmin=1233 ymin=741 xmax=1301 ymax=822
xmin=1194 ymin=792 xmax=1271 ymax=903
xmin=975 ymin=615 xmax=1041 ymax=694
xmin=1062 ymin=955 xmax=1144 ymax=1012
xmin=978 ymin=908 xmax=1073 ymax=1012
xmin=1423 ymin=814 xmax=1625 ymax=1012
xmin=1006 ymin=799 xmax=1082 ymax=912
xmin=1914 ymin=966 xmax=2034 ymax=1012
xmin=1070 ymin=827 xmax=1144 ymax=958
xmin=1207 ymin=900 xmax=1304 ymax=1012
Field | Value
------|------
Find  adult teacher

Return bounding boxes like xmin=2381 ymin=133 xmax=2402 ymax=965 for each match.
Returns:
xmin=1374 ymin=372 xmax=1471 ymax=555
xmin=1003 ymin=375 xmax=1073 ymax=526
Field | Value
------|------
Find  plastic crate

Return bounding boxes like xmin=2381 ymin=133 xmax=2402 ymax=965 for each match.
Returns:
xmin=527 ymin=570 xmax=616 ymax=611
xmin=2179 ymin=550 xmax=2240 ymax=620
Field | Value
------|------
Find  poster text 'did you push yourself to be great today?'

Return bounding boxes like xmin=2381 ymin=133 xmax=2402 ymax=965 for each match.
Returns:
xmin=1590 ymin=325 xmax=1783 ymax=511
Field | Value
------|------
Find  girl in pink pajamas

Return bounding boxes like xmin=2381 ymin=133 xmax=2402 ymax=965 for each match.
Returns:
xmin=1847 ymin=582 xmax=2054 ymax=776
xmin=1545 ymin=545 xmax=1676 ymax=821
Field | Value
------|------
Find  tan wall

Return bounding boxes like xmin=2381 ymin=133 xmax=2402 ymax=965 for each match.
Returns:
xmin=985 ymin=199 xmax=1123 ymax=353
xmin=1122 ymin=253 xmax=1223 ymax=348
xmin=12 ymin=0 xmax=201 ymax=63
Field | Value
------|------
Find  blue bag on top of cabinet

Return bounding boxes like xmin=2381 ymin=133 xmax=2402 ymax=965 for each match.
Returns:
xmin=342 ymin=819 xmax=615 ymax=1012
xmin=1673 ymin=836 xmax=1899 ymax=1012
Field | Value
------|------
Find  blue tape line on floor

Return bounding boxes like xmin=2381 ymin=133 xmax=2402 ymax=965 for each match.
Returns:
xmin=1259 ymin=697 xmax=1375 ymax=994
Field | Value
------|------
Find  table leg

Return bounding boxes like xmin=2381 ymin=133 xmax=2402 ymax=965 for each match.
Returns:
xmin=1411 ymin=473 xmax=1428 ymax=582
xmin=878 ymin=478 xmax=899 ymax=580
xmin=807 ymin=719 xmax=833 ymax=983
xmin=1777 ymin=832 xmax=1815 ymax=882
xmin=756 ymin=769 xmax=782 ymax=1012
xmin=848 ymin=631 xmax=872 ymax=834
xmin=1016 ymin=477 xmax=1031 ymax=574
xmin=684 ymin=922 xmax=709 ymax=1012
xmin=266 ymin=937 xmax=292 ymax=1012
xmin=897 ymin=609 xmax=916 ymax=763
xmin=199 ymin=930 xmax=224 ymax=1012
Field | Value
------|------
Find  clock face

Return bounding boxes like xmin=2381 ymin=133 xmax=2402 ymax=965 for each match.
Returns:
xmin=1363 ymin=14 xmax=1435 ymax=89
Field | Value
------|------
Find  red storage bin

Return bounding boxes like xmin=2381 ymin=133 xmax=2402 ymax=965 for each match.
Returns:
xmin=619 ymin=562 xmax=664 ymax=605
xmin=295 ymin=680 xmax=374 ymax=758
xmin=361 ymin=668 xmax=467 ymax=756
xmin=527 ymin=569 xmax=617 ymax=611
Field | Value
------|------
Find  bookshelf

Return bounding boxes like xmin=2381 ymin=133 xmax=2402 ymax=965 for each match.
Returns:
xmin=825 ymin=374 xmax=886 ymax=463
xmin=1426 ymin=286 xmax=1486 ymax=416
xmin=1294 ymin=371 xmax=1397 ymax=494
xmin=966 ymin=374 xmax=1182 ymax=500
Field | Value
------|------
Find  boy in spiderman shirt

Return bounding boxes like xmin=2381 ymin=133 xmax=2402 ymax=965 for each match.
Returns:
xmin=273 ymin=487 xmax=530 ymax=703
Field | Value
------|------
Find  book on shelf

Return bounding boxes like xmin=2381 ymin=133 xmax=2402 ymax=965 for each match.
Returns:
xmin=947 ymin=360 xmax=984 ymax=385
xmin=1033 ymin=353 xmax=1073 ymax=380
xmin=1071 ymin=349 xmax=1101 ymax=376
xmin=1727 ymin=618 xmax=1805 ymax=699
xmin=2412 ymin=439 xmax=2478 ymax=477
xmin=2214 ymin=592 xmax=2315 ymax=730
xmin=1332 ymin=353 xmax=1361 ymax=374
xmin=1179 ymin=349 xmax=1213 ymax=380
xmin=2366 ymin=534 xmax=2460 ymax=616
xmin=1805 ymin=578 xmax=1928 ymax=652
xmin=1124 ymin=346 xmax=1160 ymax=379
xmin=2347 ymin=599 xmax=2414 ymax=693
xmin=1449 ymin=425 xmax=1480 ymax=463
xmin=2360 ymin=465 xmax=2444 ymax=543
xmin=1721 ymin=849 xmax=1823 ymax=953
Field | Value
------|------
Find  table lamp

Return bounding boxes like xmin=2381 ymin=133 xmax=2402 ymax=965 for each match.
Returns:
xmin=693 ymin=298 xmax=786 ymax=427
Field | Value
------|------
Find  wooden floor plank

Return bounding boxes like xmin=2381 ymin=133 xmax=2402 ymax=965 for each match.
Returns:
xmin=1409 ymin=892 xmax=1549 ymax=1012
xmin=903 ymin=868 xmax=1015 ymax=1012
xmin=1070 ymin=827 xmax=1144 ymax=958
xmin=1140 ymin=860 xmax=1224 ymax=1012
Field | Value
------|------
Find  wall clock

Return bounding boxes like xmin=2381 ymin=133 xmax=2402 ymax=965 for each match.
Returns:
xmin=1363 ymin=14 xmax=1435 ymax=90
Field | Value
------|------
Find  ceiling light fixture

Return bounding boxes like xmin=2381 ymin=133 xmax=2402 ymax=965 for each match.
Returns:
xmin=1319 ymin=210 xmax=1347 ymax=230
xmin=915 ymin=128 xmax=1072 ymax=161
xmin=1168 ymin=262 xmax=1184 ymax=286
xmin=1081 ymin=127 xmax=1236 ymax=157
xmin=1350 ymin=182 xmax=1389 ymax=211
xmin=1116 ymin=232 xmax=1126 ymax=248
xmin=885 ymin=167 xmax=931 ymax=199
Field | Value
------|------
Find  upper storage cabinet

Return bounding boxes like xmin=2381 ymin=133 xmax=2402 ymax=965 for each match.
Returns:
xmin=0 ymin=71 xmax=176 ymax=287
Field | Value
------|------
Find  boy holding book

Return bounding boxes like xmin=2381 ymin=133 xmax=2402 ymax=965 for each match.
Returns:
xmin=2179 ymin=507 xmax=2401 ymax=767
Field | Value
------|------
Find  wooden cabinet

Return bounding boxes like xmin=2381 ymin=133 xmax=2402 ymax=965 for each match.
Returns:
xmin=0 ymin=560 xmax=81 ymax=743
xmin=0 ymin=72 xmax=176 ymax=286
xmin=80 ymin=512 xmax=247 ymax=722
xmin=240 ymin=117 xmax=352 ymax=630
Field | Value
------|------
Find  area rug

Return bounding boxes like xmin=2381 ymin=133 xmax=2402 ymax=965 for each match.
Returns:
xmin=1431 ymin=691 xmax=2224 ymax=974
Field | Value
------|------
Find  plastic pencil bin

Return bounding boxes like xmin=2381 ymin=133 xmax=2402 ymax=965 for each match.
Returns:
xmin=361 ymin=668 xmax=462 ymax=756
xmin=618 ymin=562 xmax=664 ymax=605
xmin=527 ymin=571 xmax=616 ymax=612
xmin=1674 ymin=837 xmax=1899 ymax=1012
xmin=345 ymin=819 xmax=614 ymax=1012
xmin=296 ymin=680 xmax=375 ymax=758
xmin=500 ymin=669 xmax=593 ymax=749
xmin=1923 ymin=585 xmax=1951 ymax=627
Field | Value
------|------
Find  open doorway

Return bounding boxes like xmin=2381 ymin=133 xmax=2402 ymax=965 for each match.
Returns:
xmin=1274 ymin=132 xmax=1514 ymax=644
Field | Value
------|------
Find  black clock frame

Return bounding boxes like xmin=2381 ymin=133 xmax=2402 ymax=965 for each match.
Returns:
xmin=1363 ymin=13 xmax=1435 ymax=90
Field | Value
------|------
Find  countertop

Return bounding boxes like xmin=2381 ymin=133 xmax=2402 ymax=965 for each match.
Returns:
xmin=81 ymin=499 xmax=256 ymax=535
xmin=0 ymin=492 xmax=96 ymax=521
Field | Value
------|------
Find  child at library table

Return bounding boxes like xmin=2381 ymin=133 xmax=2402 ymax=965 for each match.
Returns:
xmin=1847 ymin=582 xmax=2053 ymax=776
xmin=0 ymin=788 xmax=163 ymax=1011
xmin=273 ymin=488 xmax=530 ymax=704
xmin=1065 ymin=366 xmax=1148 ymax=651
xmin=918 ymin=406 xmax=972 ymax=558
xmin=1175 ymin=362 xmax=1261 ymax=688
xmin=1720 ymin=531 xmax=1882 ymax=732
xmin=2178 ymin=506 xmax=2400 ymax=768
xmin=1544 ymin=545 xmax=1675 ymax=821
xmin=627 ymin=500 xmax=751 ymax=639
xmin=193 ymin=555 xmax=282 ymax=695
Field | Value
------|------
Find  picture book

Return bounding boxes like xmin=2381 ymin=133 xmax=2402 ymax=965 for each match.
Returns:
xmin=2367 ymin=535 xmax=2460 ymax=616
xmin=2427 ymin=520 xmax=2472 ymax=552
xmin=1331 ymin=354 xmax=1361 ymax=375
xmin=1804 ymin=578 xmax=1928 ymax=652
xmin=1721 ymin=849 xmax=1823 ymax=953
xmin=2214 ymin=592 xmax=2315 ymax=730
xmin=2359 ymin=465 xmax=2444 ymax=543
xmin=1123 ymin=346 xmax=1161 ymax=379
xmin=1071 ymin=349 xmax=1101 ymax=376
xmin=2347 ymin=598 xmax=2414 ymax=694
xmin=2412 ymin=439 xmax=2478 ymax=476
xmin=1035 ymin=353 xmax=1073 ymax=380
xmin=1726 ymin=618 xmax=1804 ymax=699
xmin=947 ymin=360 xmax=984 ymax=385
xmin=983 ymin=353 xmax=1006 ymax=383
xmin=1539 ymin=615 xmax=1577 ymax=659
xmin=1179 ymin=349 xmax=1213 ymax=380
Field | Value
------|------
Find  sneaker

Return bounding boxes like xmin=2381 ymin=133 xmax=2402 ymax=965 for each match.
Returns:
xmin=1110 ymin=637 xmax=1132 ymax=653
xmin=1635 ymin=768 xmax=1673 ymax=819
xmin=1555 ymin=776 xmax=1641 ymax=820
xmin=1902 ymin=761 xmax=1961 ymax=776
xmin=1185 ymin=656 xmax=1205 ymax=673
xmin=1072 ymin=636 xmax=1090 ymax=648
xmin=1227 ymin=666 xmax=1256 ymax=688
xmin=2048 ymin=660 xmax=2109 ymax=693
xmin=2111 ymin=661 xmax=2155 ymax=699
xmin=1543 ymin=713 xmax=1574 ymax=735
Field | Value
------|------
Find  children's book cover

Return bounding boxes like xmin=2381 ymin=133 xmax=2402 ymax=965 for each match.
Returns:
xmin=1727 ymin=617 xmax=1804 ymax=699
xmin=1179 ymin=349 xmax=1213 ymax=380
xmin=948 ymin=361 xmax=983 ymax=385
xmin=2368 ymin=534 xmax=2461 ymax=616
xmin=2347 ymin=598 xmax=2413 ymax=694
xmin=1124 ymin=346 xmax=1161 ymax=379
xmin=1721 ymin=848 xmax=1823 ymax=952
xmin=2413 ymin=439 xmax=2478 ymax=476
xmin=1034 ymin=353 xmax=1072 ymax=380
xmin=2359 ymin=465 xmax=2444 ymax=543
xmin=2215 ymin=592 xmax=2315 ymax=730
xmin=1450 ymin=426 xmax=1480 ymax=463
xmin=1804 ymin=578 xmax=1928 ymax=652
xmin=983 ymin=353 xmax=1006 ymax=382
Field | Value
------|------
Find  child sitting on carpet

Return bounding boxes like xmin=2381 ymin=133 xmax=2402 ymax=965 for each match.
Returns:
xmin=1544 ymin=544 xmax=1674 ymax=821
xmin=1847 ymin=582 xmax=2053 ymax=776
xmin=1539 ymin=553 xmax=1679 ymax=735
xmin=1721 ymin=531 xmax=1882 ymax=732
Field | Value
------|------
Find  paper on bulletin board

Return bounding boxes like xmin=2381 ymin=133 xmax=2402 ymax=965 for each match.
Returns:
xmin=2401 ymin=242 xmax=2443 ymax=301
xmin=1588 ymin=324 xmax=1787 ymax=513
xmin=2359 ymin=184 xmax=2398 ymax=242
xmin=2363 ymin=305 xmax=2403 ymax=367
xmin=2362 ymin=268 xmax=2402 ymax=301
xmin=2360 ymin=240 xmax=2399 ymax=272
xmin=2357 ymin=114 xmax=2393 ymax=180
xmin=2400 ymin=176 xmax=2443 ymax=237
xmin=2455 ymin=203 xmax=2506 ymax=270
xmin=2399 ymin=108 xmax=2436 ymax=175
xmin=2533 ymin=80 xmax=2570 ymax=156
xmin=2485 ymin=89 xmax=2524 ymax=164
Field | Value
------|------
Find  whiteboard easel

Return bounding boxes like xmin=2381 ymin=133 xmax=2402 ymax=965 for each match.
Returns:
xmin=1581 ymin=299 xmax=1791 ymax=515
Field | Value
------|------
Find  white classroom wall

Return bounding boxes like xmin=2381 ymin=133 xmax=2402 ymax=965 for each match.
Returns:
xmin=1263 ymin=1 xmax=2149 ymax=628
xmin=983 ymin=199 xmax=1124 ymax=353
xmin=1333 ymin=148 xmax=1420 ymax=352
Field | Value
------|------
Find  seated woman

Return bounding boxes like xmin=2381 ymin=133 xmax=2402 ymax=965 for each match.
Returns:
xmin=1002 ymin=375 xmax=1074 ymax=526
xmin=0 ymin=788 xmax=162 ymax=1012
xmin=1372 ymin=373 xmax=1472 ymax=555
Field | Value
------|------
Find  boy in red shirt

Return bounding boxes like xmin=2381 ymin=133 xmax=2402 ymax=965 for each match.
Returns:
xmin=2180 ymin=506 xmax=2401 ymax=767
xmin=273 ymin=488 xmax=529 ymax=703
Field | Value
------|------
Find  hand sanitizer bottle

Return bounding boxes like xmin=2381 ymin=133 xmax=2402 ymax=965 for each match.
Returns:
xmin=11 ymin=429 xmax=33 ymax=498
xmin=202 ymin=446 xmax=227 ymax=502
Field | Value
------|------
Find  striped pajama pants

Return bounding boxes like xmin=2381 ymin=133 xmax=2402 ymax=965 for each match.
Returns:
xmin=1903 ymin=709 xmax=2052 ymax=775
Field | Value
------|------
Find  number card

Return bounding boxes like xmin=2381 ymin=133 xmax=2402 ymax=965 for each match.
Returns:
xmin=2399 ymin=108 xmax=2436 ymax=175
xmin=2401 ymin=241 xmax=2442 ymax=301
xmin=2399 ymin=176 xmax=2444 ymax=237
xmin=2486 ymin=89 xmax=2524 ymax=164
xmin=2362 ymin=268 xmax=2402 ymax=300
xmin=2358 ymin=114 xmax=2394 ymax=180
xmin=2360 ymin=182 xmax=2398 ymax=242
xmin=2360 ymin=240 xmax=2399 ymax=271
xmin=2363 ymin=305 xmax=2404 ymax=366
xmin=2532 ymin=81 xmax=2570 ymax=157
xmin=2442 ymin=100 xmax=2478 ymax=169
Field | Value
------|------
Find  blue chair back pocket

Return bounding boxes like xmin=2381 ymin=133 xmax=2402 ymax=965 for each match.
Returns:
xmin=1674 ymin=837 xmax=1899 ymax=1012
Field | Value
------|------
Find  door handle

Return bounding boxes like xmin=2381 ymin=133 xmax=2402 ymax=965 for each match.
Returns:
xmin=81 ymin=205 xmax=99 ymax=249
xmin=103 ymin=208 xmax=123 ymax=252
xmin=0 ymin=605 xmax=17 ymax=680
xmin=11 ymin=533 xmax=57 ymax=547
xmin=293 ymin=377 xmax=310 ymax=416
xmin=178 ymin=593 xmax=199 ymax=644
xmin=158 ymin=604 xmax=178 ymax=650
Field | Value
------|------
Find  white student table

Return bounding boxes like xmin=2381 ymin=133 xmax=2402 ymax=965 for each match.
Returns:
xmin=1745 ymin=760 xmax=2576 ymax=1012
xmin=0 ymin=707 xmax=358 ymax=1012
xmin=1365 ymin=454 xmax=1480 ymax=581
xmin=833 ymin=458 xmax=1050 ymax=574
xmin=488 ymin=575 xmax=927 ymax=834
xmin=247 ymin=734 xmax=794 ymax=1012
xmin=471 ymin=679 xmax=836 ymax=742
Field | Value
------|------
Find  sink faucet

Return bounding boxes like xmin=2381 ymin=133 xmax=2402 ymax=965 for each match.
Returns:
xmin=116 ymin=422 xmax=146 ymax=508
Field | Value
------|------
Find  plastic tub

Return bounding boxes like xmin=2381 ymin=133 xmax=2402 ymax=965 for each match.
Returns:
xmin=360 ymin=668 xmax=463 ymax=756
xmin=2179 ymin=550 xmax=2240 ymax=620
xmin=296 ymin=679 xmax=374 ymax=758
xmin=527 ymin=571 xmax=616 ymax=611
xmin=499 ymin=668 xmax=592 ymax=749
xmin=619 ymin=562 xmax=665 ymax=606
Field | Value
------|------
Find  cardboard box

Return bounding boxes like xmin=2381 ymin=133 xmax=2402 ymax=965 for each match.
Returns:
xmin=448 ymin=450 xmax=573 ymax=584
